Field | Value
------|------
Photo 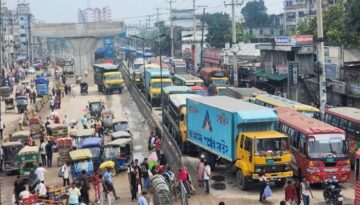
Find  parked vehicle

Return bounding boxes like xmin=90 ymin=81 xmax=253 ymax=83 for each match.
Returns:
xmin=88 ymin=100 xmax=104 ymax=119
xmin=100 ymin=109 xmax=114 ymax=129
xmin=161 ymin=86 xmax=195 ymax=113
xmin=4 ymin=97 xmax=15 ymax=112
xmin=69 ymin=149 xmax=94 ymax=181
xmin=80 ymin=82 xmax=88 ymax=95
xmin=17 ymin=146 xmax=40 ymax=178
xmin=57 ymin=137 xmax=73 ymax=166
xmin=133 ymin=70 xmax=142 ymax=88
xmin=323 ymin=177 xmax=343 ymax=205
xmin=16 ymin=96 xmax=28 ymax=113
xmin=2 ymin=141 xmax=23 ymax=174
xmin=47 ymin=124 xmax=68 ymax=141
xmin=103 ymin=138 xmax=133 ymax=173
xmin=29 ymin=116 xmax=45 ymax=139
xmin=75 ymin=75 xmax=82 ymax=84
xmin=144 ymin=68 xmax=173 ymax=106
xmin=225 ymin=87 xmax=267 ymax=101
xmin=35 ymin=77 xmax=49 ymax=97
xmin=199 ymin=67 xmax=229 ymax=96
xmin=81 ymin=137 xmax=103 ymax=169
xmin=93 ymin=63 xmax=124 ymax=94
xmin=276 ymin=107 xmax=350 ymax=183
xmin=355 ymin=149 xmax=360 ymax=204
xmin=172 ymin=74 xmax=203 ymax=87
xmin=0 ymin=86 xmax=11 ymax=98
xmin=61 ymin=60 xmax=75 ymax=76
xmin=186 ymin=96 xmax=292 ymax=190
xmin=190 ymin=86 xmax=208 ymax=96
xmin=70 ymin=128 xmax=95 ymax=149
xmin=110 ymin=131 xmax=132 ymax=141
xmin=10 ymin=131 xmax=30 ymax=144
xmin=112 ymin=120 xmax=130 ymax=133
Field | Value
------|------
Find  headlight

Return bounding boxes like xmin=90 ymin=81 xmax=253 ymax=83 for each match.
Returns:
xmin=342 ymin=166 xmax=351 ymax=172
xmin=284 ymin=164 xmax=290 ymax=171
xmin=255 ymin=168 xmax=262 ymax=173
xmin=306 ymin=167 xmax=320 ymax=172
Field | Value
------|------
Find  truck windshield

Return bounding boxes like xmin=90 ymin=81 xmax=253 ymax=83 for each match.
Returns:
xmin=175 ymin=66 xmax=186 ymax=73
xmin=152 ymin=82 xmax=172 ymax=88
xmin=308 ymin=134 xmax=348 ymax=159
xmin=212 ymin=78 xmax=228 ymax=86
xmin=105 ymin=75 xmax=121 ymax=81
xmin=255 ymin=138 xmax=289 ymax=156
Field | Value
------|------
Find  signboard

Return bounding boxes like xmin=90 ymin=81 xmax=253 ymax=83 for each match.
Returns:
xmin=172 ymin=9 xmax=193 ymax=20
xmin=275 ymin=36 xmax=291 ymax=45
xmin=325 ymin=64 xmax=337 ymax=80
xmin=298 ymin=45 xmax=314 ymax=54
xmin=331 ymin=80 xmax=346 ymax=94
xmin=288 ymin=62 xmax=298 ymax=85
xmin=292 ymin=35 xmax=313 ymax=45
xmin=103 ymin=36 xmax=114 ymax=48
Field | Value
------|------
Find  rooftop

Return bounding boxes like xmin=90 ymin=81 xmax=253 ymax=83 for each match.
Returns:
xmin=326 ymin=107 xmax=360 ymax=123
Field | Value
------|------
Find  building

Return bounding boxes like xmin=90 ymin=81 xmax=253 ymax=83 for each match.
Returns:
xmin=283 ymin=0 xmax=336 ymax=31
xmin=16 ymin=2 xmax=32 ymax=61
xmin=78 ymin=6 xmax=112 ymax=23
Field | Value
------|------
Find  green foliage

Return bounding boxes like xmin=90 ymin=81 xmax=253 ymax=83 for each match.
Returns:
xmin=296 ymin=17 xmax=317 ymax=35
xmin=241 ymin=0 xmax=269 ymax=28
xmin=201 ymin=12 xmax=232 ymax=48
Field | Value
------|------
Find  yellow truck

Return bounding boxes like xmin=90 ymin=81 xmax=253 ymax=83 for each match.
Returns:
xmin=93 ymin=63 xmax=124 ymax=94
xmin=144 ymin=68 xmax=173 ymax=106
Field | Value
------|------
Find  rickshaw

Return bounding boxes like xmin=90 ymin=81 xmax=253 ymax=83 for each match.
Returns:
xmin=81 ymin=137 xmax=103 ymax=169
xmin=29 ymin=116 xmax=45 ymax=139
xmin=75 ymin=75 xmax=82 ymax=84
xmin=133 ymin=70 xmax=142 ymax=88
xmin=16 ymin=95 xmax=28 ymax=113
xmin=112 ymin=120 xmax=130 ymax=133
xmin=70 ymin=128 xmax=95 ymax=149
xmin=47 ymin=124 xmax=68 ymax=141
xmin=10 ymin=130 xmax=31 ymax=144
xmin=80 ymin=82 xmax=88 ymax=95
xmin=69 ymin=149 xmax=94 ymax=181
xmin=0 ymin=86 xmax=11 ymax=98
xmin=17 ymin=146 xmax=40 ymax=178
xmin=57 ymin=137 xmax=72 ymax=166
xmin=88 ymin=100 xmax=104 ymax=119
xmin=110 ymin=131 xmax=132 ymax=141
xmin=101 ymin=109 xmax=115 ymax=129
xmin=2 ymin=141 xmax=23 ymax=175
xmin=4 ymin=97 xmax=15 ymax=112
xmin=103 ymin=137 xmax=133 ymax=173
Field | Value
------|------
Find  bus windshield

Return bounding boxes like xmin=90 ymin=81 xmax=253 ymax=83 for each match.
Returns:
xmin=152 ymin=82 xmax=172 ymax=88
xmin=308 ymin=134 xmax=348 ymax=159
xmin=212 ymin=78 xmax=228 ymax=86
xmin=255 ymin=137 xmax=289 ymax=156
xmin=105 ymin=75 xmax=121 ymax=81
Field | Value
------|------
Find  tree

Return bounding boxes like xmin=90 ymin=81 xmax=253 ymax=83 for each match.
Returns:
xmin=148 ymin=21 xmax=171 ymax=56
xmin=241 ymin=0 xmax=269 ymax=28
xmin=344 ymin=0 xmax=360 ymax=46
xmin=296 ymin=17 xmax=317 ymax=35
xmin=201 ymin=12 xmax=232 ymax=48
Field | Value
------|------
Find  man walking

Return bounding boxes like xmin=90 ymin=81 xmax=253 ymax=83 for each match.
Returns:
xmin=104 ymin=168 xmax=120 ymax=200
xmin=204 ymin=161 xmax=211 ymax=194
xmin=45 ymin=141 xmax=53 ymax=167
xmin=0 ymin=145 xmax=3 ymax=172
xmin=61 ymin=162 xmax=71 ymax=186
xmin=0 ymin=118 xmax=5 ymax=140
xmin=285 ymin=180 xmax=297 ymax=205
xmin=34 ymin=163 xmax=47 ymax=183
xmin=39 ymin=140 xmax=47 ymax=166
xmin=81 ymin=115 xmax=88 ymax=129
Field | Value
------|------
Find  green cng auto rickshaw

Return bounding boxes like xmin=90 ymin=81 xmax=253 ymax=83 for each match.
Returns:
xmin=110 ymin=131 xmax=132 ymax=141
xmin=16 ymin=95 xmax=28 ymax=113
xmin=2 ymin=141 xmax=23 ymax=175
xmin=17 ymin=146 xmax=40 ymax=178
xmin=10 ymin=131 xmax=30 ymax=144
xmin=70 ymin=128 xmax=95 ymax=149
xmin=69 ymin=149 xmax=94 ymax=181
xmin=88 ymin=100 xmax=104 ymax=119
xmin=103 ymin=137 xmax=133 ymax=173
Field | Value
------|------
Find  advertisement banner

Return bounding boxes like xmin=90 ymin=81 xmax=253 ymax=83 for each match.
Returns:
xmin=275 ymin=36 xmax=291 ymax=45
xmin=292 ymin=35 xmax=313 ymax=45
xmin=288 ymin=61 xmax=298 ymax=85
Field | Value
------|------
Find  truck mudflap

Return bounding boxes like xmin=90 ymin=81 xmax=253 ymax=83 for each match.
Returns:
xmin=251 ymin=171 xmax=293 ymax=181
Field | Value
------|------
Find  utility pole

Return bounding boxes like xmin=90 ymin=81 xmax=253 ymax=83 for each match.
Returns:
xmin=200 ymin=8 xmax=205 ymax=70
xmin=167 ymin=0 xmax=175 ymax=58
xmin=193 ymin=0 xmax=196 ymax=43
xmin=316 ymin=0 xmax=327 ymax=119
xmin=0 ymin=0 xmax=3 ymax=70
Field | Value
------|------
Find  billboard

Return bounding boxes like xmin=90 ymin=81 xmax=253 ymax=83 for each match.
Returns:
xmin=172 ymin=9 xmax=193 ymax=20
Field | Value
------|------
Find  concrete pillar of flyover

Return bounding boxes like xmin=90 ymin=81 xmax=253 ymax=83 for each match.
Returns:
xmin=67 ymin=37 xmax=100 ymax=76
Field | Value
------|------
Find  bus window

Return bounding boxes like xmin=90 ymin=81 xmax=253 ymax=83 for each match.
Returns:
xmin=324 ymin=113 xmax=332 ymax=123
xmin=299 ymin=137 xmax=306 ymax=154
xmin=348 ymin=121 xmax=356 ymax=135
xmin=340 ymin=118 xmax=348 ymax=130
xmin=240 ymin=135 xmax=245 ymax=148
xmin=356 ymin=158 xmax=360 ymax=181
xmin=282 ymin=124 xmax=288 ymax=134
xmin=331 ymin=116 xmax=340 ymax=127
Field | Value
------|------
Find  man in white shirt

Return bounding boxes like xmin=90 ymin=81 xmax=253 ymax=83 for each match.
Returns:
xmin=19 ymin=187 xmax=30 ymax=200
xmin=40 ymin=140 xmax=47 ymax=166
xmin=0 ymin=118 xmax=5 ymax=140
xmin=61 ymin=162 xmax=71 ymax=186
xmin=34 ymin=163 xmax=47 ymax=183
xmin=204 ymin=161 xmax=211 ymax=194
xmin=35 ymin=182 xmax=47 ymax=197
xmin=0 ymin=146 xmax=3 ymax=172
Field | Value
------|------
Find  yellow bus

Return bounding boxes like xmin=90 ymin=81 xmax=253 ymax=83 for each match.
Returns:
xmin=251 ymin=94 xmax=320 ymax=119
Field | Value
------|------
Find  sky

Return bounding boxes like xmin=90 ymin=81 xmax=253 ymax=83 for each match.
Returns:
xmin=7 ymin=0 xmax=284 ymax=24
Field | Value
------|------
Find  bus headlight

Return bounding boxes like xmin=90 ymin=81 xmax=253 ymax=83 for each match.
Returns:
xmin=306 ymin=167 xmax=320 ymax=172
xmin=341 ymin=166 xmax=351 ymax=172
xmin=284 ymin=164 xmax=290 ymax=171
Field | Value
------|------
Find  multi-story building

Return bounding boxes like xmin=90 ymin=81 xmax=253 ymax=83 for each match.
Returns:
xmin=15 ymin=2 xmax=32 ymax=61
xmin=78 ymin=6 xmax=112 ymax=23
xmin=283 ymin=0 xmax=336 ymax=31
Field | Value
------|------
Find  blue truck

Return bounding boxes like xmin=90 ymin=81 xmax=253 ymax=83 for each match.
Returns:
xmin=35 ymin=77 xmax=49 ymax=97
xmin=144 ymin=69 xmax=173 ymax=106
xmin=186 ymin=96 xmax=292 ymax=190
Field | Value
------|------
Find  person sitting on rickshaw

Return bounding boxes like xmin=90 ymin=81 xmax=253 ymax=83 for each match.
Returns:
xmin=35 ymin=181 xmax=47 ymax=199
xmin=54 ymin=115 xmax=60 ymax=124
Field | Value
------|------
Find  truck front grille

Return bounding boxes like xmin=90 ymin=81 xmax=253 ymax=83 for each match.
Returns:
xmin=255 ymin=165 xmax=285 ymax=173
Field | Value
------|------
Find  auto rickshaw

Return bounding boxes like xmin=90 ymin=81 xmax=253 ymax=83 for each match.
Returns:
xmin=81 ymin=137 xmax=103 ymax=169
xmin=75 ymin=75 xmax=82 ymax=84
xmin=69 ymin=149 xmax=94 ymax=181
xmin=88 ymin=100 xmax=104 ymax=119
xmin=103 ymin=137 xmax=133 ymax=173
xmin=2 ymin=141 xmax=23 ymax=175
xmin=57 ymin=137 xmax=73 ymax=166
xmin=112 ymin=120 xmax=130 ymax=133
xmin=29 ymin=116 xmax=45 ymax=139
xmin=10 ymin=130 xmax=30 ymax=144
xmin=110 ymin=131 xmax=132 ymax=141
xmin=47 ymin=124 xmax=68 ymax=141
xmin=4 ymin=97 xmax=15 ymax=112
xmin=70 ymin=128 xmax=95 ymax=149
xmin=17 ymin=146 xmax=40 ymax=178
xmin=80 ymin=82 xmax=88 ymax=95
xmin=101 ymin=109 xmax=114 ymax=129
xmin=0 ymin=86 xmax=11 ymax=98
xmin=16 ymin=95 xmax=28 ymax=113
xmin=133 ymin=70 xmax=142 ymax=88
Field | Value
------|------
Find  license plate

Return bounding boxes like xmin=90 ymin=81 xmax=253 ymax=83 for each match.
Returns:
xmin=338 ymin=197 xmax=343 ymax=201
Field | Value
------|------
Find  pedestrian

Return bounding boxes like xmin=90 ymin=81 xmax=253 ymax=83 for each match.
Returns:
xmin=60 ymin=85 xmax=65 ymax=97
xmin=45 ymin=141 xmax=53 ymax=167
xmin=81 ymin=115 xmax=88 ymax=129
xmin=50 ymin=98 xmax=55 ymax=112
xmin=204 ymin=161 xmax=211 ymax=193
xmin=285 ymin=180 xmax=297 ymax=205
xmin=0 ymin=118 xmax=5 ymax=140
xmin=71 ymin=85 xmax=76 ymax=97
xmin=154 ymin=135 xmax=161 ymax=160
xmin=81 ymin=170 xmax=90 ymax=190
xmin=52 ymin=87 xmax=55 ymax=96
xmin=56 ymin=95 xmax=61 ymax=109
xmin=128 ymin=160 xmax=139 ymax=202
xmin=294 ymin=179 xmax=301 ymax=205
xmin=19 ymin=185 xmax=30 ymax=200
xmin=0 ymin=145 xmax=3 ymax=172
xmin=14 ymin=175 xmax=25 ymax=204
xmin=100 ymin=174 xmax=112 ymax=205
xmin=104 ymin=168 xmax=120 ymax=200
xmin=147 ymin=131 xmax=155 ymax=151
xmin=80 ymin=181 xmax=90 ymax=205
xmin=140 ymin=158 xmax=151 ymax=189
xmin=31 ymin=90 xmax=36 ymax=104
xmin=218 ymin=202 xmax=225 ymax=205
xmin=137 ymin=191 xmax=149 ymax=205
xmin=64 ymin=84 xmax=68 ymax=95
xmin=62 ymin=115 xmax=68 ymax=126
xmin=178 ymin=164 xmax=191 ymax=196
xmin=39 ymin=140 xmax=47 ymax=166
xmin=93 ymin=170 xmax=101 ymax=203
xmin=45 ymin=117 xmax=51 ymax=135
xmin=61 ymin=162 xmax=71 ymax=187
xmin=35 ymin=181 xmax=47 ymax=198
xmin=197 ymin=155 xmax=206 ymax=187
xmin=259 ymin=172 xmax=267 ymax=202
xmin=68 ymin=183 xmax=81 ymax=205
xmin=300 ymin=177 xmax=313 ymax=205
xmin=34 ymin=163 xmax=47 ymax=183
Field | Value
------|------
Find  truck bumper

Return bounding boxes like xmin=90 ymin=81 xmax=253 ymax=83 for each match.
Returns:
xmin=251 ymin=171 xmax=293 ymax=181
xmin=105 ymin=85 xmax=123 ymax=93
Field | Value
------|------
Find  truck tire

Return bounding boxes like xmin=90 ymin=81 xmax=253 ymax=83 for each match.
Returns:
xmin=236 ymin=169 xmax=249 ymax=190
xmin=275 ymin=179 xmax=286 ymax=188
xmin=119 ymin=89 xmax=122 ymax=94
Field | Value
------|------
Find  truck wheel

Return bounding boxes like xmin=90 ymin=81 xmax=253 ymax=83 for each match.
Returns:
xmin=275 ymin=179 xmax=286 ymax=188
xmin=236 ymin=169 xmax=248 ymax=190
xmin=119 ymin=89 xmax=122 ymax=94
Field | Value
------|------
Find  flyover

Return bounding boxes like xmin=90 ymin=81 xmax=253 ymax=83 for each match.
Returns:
xmin=32 ymin=21 xmax=124 ymax=75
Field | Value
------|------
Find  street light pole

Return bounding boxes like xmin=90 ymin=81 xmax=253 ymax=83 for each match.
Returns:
xmin=316 ymin=0 xmax=326 ymax=119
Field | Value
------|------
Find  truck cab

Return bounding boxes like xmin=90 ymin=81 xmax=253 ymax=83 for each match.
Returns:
xmin=93 ymin=63 xmax=124 ymax=94
xmin=103 ymin=72 xmax=124 ymax=94
xmin=145 ymin=68 xmax=173 ymax=106
xmin=199 ymin=67 xmax=229 ymax=96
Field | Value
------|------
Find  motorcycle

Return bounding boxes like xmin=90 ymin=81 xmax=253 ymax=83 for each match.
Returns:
xmin=323 ymin=177 xmax=343 ymax=205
